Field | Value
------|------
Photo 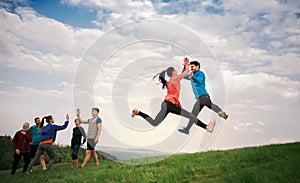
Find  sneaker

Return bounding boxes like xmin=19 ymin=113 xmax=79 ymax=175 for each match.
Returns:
xmin=42 ymin=167 xmax=47 ymax=170
xmin=206 ymin=119 xmax=216 ymax=133
xmin=25 ymin=171 xmax=30 ymax=175
xmin=131 ymin=109 xmax=139 ymax=118
xmin=218 ymin=111 xmax=228 ymax=120
xmin=178 ymin=128 xmax=189 ymax=135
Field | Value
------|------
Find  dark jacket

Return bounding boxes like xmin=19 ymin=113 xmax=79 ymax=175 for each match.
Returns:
xmin=12 ymin=130 xmax=32 ymax=153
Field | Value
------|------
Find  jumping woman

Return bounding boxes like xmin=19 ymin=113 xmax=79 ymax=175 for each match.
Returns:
xmin=131 ymin=58 xmax=216 ymax=132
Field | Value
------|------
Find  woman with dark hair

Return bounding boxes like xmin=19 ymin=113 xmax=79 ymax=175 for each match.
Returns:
xmin=131 ymin=58 xmax=216 ymax=132
xmin=26 ymin=114 xmax=69 ymax=174
xmin=71 ymin=119 xmax=86 ymax=168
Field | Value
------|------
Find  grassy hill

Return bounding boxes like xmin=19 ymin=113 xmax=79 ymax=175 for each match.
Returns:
xmin=0 ymin=142 xmax=299 ymax=183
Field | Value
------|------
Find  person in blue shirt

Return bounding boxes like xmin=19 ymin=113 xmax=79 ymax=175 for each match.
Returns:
xmin=26 ymin=114 xmax=69 ymax=173
xmin=178 ymin=60 xmax=228 ymax=134
xmin=28 ymin=117 xmax=46 ymax=171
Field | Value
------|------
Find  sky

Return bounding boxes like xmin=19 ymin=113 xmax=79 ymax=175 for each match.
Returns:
xmin=0 ymin=0 xmax=300 ymax=154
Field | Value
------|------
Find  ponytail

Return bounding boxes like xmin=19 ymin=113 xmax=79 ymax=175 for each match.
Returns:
xmin=39 ymin=115 xmax=52 ymax=129
xmin=153 ymin=67 xmax=174 ymax=89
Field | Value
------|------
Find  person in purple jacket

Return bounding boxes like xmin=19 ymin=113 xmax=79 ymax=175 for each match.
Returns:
xmin=26 ymin=114 xmax=69 ymax=174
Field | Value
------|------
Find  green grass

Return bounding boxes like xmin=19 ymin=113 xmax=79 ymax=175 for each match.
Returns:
xmin=1 ymin=142 xmax=299 ymax=183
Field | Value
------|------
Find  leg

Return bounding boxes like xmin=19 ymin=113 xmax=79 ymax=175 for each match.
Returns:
xmin=81 ymin=150 xmax=91 ymax=168
xmin=137 ymin=101 xmax=169 ymax=126
xmin=71 ymin=146 xmax=75 ymax=168
xmin=169 ymin=103 xmax=207 ymax=130
xmin=202 ymin=95 xmax=228 ymax=119
xmin=27 ymin=145 xmax=44 ymax=173
xmin=210 ymin=103 xmax=222 ymax=113
xmin=22 ymin=153 xmax=31 ymax=173
xmin=75 ymin=160 xmax=78 ymax=168
xmin=71 ymin=145 xmax=80 ymax=168
xmin=44 ymin=144 xmax=56 ymax=170
xmin=183 ymin=99 xmax=205 ymax=131
xmin=11 ymin=153 xmax=21 ymax=174
xmin=39 ymin=154 xmax=46 ymax=169
xmin=91 ymin=150 xmax=99 ymax=165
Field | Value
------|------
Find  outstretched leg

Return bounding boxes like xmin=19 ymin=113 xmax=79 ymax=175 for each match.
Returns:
xmin=167 ymin=101 xmax=209 ymax=130
xmin=44 ymin=144 xmax=56 ymax=171
xmin=200 ymin=95 xmax=228 ymax=120
xmin=27 ymin=145 xmax=44 ymax=173
xmin=133 ymin=101 xmax=169 ymax=126
xmin=177 ymin=98 xmax=216 ymax=134
xmin=179 ymin=100 xmax=204 ymax=134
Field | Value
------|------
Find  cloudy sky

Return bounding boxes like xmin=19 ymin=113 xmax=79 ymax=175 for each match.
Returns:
xmin=1 ymin=0 xmax=299 ymax=153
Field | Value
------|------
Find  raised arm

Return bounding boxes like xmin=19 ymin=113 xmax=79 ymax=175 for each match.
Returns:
xmin=177 ymin=58 xmax=190 ymax=80
xmin=181 ymin=58 xmax=191 ymax=80
xmin=53 ymin=114 xmax=69 ymax=131
xmin=76 ymin=108 xmax=88 ymax=124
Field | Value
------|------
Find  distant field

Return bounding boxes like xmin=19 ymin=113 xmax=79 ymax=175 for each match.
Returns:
xmin=1 ymin=142 xmax=299 ymax=183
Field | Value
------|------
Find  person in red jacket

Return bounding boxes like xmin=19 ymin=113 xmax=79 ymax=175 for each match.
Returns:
xmin=11 ymin=122 xmax=32 ymax=175
xmin=131 ymin=58 xmax=215 ymax=132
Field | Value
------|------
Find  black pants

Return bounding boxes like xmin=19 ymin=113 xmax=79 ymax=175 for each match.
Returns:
xmin=71 ymin=144 xmax=80 ymax=160
xmin=185 ymin=94 xmax=222 ymax=130
xmin=138 ymin=100 xmax=207 ymax=129
xmin=11 ymin=152 xmax=30 ymax=174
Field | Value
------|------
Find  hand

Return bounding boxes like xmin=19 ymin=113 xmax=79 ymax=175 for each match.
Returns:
xmin=80 ymin=143 xmax=83 ymax=147
xmin=94 ymin=137 xmax=99 ymax=144
xmin=15 ymin=149 xmax=20 ymax=155
xmin=76 ymin=108 xmax=80 ymax=116
xmin=66 ymin=114 xmax=70 ymax=121
xmin=183 ymin=57 xmax=189 ymax=65
xmin=189 ymin=72 xmax=194 ymax=79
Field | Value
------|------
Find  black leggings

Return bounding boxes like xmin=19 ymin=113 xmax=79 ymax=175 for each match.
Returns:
xmin=138 ymin=100 xmax=207 ymax=129
xmin=185 ymin=94 xmax=222 ymax=130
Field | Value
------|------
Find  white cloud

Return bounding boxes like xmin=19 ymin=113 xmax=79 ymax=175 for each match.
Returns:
xmin=1 ymin=0 xmax=300 ymax=150
xmin=233 ymin=121 xmax=265 ymax=134
xmin=268 ymin=138 xmax=297 ymax=145
xmin=0 ymin=7 xmax=102 ymax=73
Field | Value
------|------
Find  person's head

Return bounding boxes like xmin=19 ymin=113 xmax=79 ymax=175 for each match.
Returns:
xmin=156 ymin=67 xmax=177 ymax=89
xmin=190 ymin=61 xmax=200 ymax=73
xmin=40 ymin=115 xmax=54 ymax=128
xmin=91 ymin=107 xmax=99 ymax=117
xmin=74 ymin=119 xmax=80 ymax=127
xmin=34 ymin=117 xmax=40 ymax=126
xmin=23 ymin=122 xmax=30 ymax=131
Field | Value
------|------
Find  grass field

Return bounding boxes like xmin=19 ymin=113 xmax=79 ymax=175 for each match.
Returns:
xmin=1 ymin=142 xmax=299 ymax=183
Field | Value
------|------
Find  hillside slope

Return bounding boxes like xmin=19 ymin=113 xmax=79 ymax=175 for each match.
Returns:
xmin=0 ymin=142 xmax=299 ymax=183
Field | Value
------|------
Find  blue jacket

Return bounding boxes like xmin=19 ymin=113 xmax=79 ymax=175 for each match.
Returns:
xmin=184 ymin=70 xmax=209 ymax=99
xmin=40 ymin=121 xmax=69 ymax=143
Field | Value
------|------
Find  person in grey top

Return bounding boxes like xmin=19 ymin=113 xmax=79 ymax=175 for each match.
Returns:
xmin=76 ymin=107 xmax=102 ymax=168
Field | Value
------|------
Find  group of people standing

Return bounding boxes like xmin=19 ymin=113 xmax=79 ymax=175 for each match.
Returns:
xmin=10 ymin=57 xmax=228 ymax=175
xmin=11 ymin=107 xmax=102 ymax=175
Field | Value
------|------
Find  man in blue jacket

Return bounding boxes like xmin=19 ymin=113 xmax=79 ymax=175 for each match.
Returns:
xmin=179 ymin=60 xmax=228 ymax=134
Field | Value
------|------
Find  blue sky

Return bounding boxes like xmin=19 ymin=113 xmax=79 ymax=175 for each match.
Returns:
xmin=29 ymin=0 xmax=98 ymax=28
xmin=0 ymin=0 xmax=300 ymax=154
